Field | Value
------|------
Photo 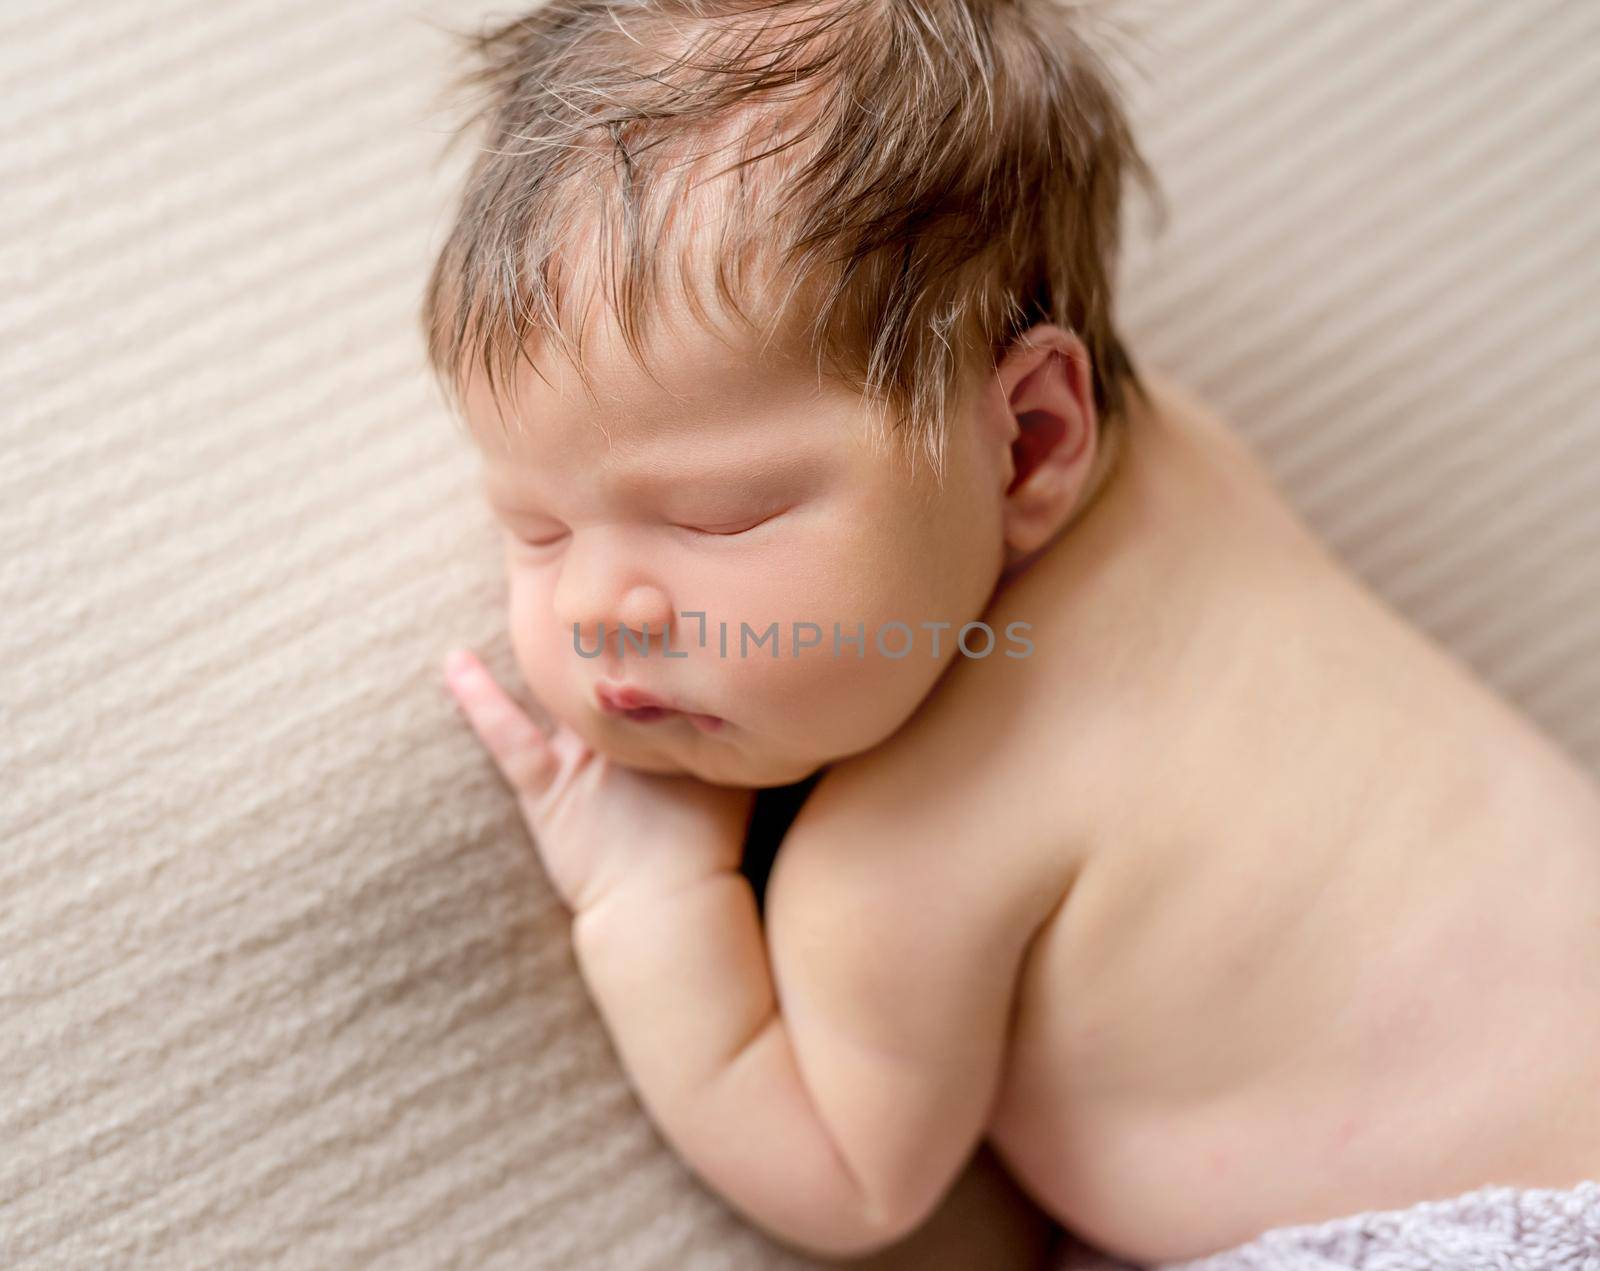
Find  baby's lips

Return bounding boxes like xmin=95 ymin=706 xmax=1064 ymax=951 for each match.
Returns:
xmin=594 ymin=681 xmax=665 ymax=712
xmin=594 ymin=681 xmax=725 ymax=732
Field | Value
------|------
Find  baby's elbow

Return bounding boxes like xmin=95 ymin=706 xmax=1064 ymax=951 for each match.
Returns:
xmin=780 ymin=1179 xmax=943 ymax=1263
xmin=779 ymin=1204 xmax=922 ymax=1264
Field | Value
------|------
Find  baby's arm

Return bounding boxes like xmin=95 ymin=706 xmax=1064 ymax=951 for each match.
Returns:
xmin=444 ymin=647 xmax=1064 ymax=1261
xmin=572 ymin=748 xmax=1059 ymax=1260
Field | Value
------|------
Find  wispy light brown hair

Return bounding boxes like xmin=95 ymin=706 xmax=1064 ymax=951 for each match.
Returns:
xmin=420 ymin=0 xmax=1163 ymax=489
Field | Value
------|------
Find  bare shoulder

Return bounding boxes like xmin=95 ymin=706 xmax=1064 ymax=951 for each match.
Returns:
xmin=769 ymin=612 xmax=1077 ymax=946
xmin=757 ymin=642 xmax=1080 ymax=1238
xmin=760 ymin=625 xmax=1077 ymax=1167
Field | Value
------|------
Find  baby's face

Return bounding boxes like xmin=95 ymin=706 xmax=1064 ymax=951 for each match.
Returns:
xmin=464 ymin=304 xmax=1013 ymax=789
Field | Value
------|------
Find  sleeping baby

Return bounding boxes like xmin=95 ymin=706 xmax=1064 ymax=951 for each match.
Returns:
xmin=427 ymin=1 xmax=1600 ymax=1265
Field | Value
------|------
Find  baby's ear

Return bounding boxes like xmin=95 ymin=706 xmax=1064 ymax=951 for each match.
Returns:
xmin=993 ymin=325 xmax=1099 ymax=557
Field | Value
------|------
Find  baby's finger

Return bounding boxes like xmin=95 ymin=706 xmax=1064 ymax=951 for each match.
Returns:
xmin=443 ymin=649 xmax=559 ymax=796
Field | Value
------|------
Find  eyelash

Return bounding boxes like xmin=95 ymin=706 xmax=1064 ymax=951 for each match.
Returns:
xmin=676 ymin=511 xmax=780 ymax=537
xmin=514 ymin=509 xmax=783 ymax=549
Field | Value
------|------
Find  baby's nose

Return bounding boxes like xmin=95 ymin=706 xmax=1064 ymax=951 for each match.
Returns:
xmin=613 ymin=584 xmax=675 ymax=639
xmin=561 ymin=582 xmax=676 ymax=649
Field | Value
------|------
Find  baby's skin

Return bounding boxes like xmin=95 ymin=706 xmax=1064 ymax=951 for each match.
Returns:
xmin=443 ymin=302 xmax=1600 ymax=1263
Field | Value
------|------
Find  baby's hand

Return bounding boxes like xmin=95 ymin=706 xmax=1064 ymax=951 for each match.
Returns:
xmin=442 ymin=649 xmax=757 ymax=914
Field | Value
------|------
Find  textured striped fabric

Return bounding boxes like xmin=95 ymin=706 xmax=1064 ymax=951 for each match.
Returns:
xmin=2 ymin=2 xmax=1596 ymax=1268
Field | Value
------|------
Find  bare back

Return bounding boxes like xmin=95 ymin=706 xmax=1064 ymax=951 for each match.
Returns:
xmin=973 ymin=375 xmax=1600 ymax=1263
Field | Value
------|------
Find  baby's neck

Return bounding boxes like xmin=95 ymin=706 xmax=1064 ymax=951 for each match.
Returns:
xmin=989 ymin=376 xmax=1266 ymax=693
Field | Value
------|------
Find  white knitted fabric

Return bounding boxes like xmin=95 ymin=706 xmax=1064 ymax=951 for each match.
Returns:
xmin=1058 ymin=1182 xmax=1600 ymax=1271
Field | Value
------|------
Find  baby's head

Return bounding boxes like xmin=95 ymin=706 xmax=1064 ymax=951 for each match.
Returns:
xmin=422 ymin=0 xmax=1157 ymax=788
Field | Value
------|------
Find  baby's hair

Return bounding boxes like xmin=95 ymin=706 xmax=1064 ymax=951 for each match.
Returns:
xmin=420 ymin=0 xmax=1163 ymax=490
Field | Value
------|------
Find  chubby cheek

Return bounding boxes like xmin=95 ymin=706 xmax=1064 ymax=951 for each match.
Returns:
xmin=737 ymin=634 xmax=948 ymax=754
xmin=710 ymin=527 xmax=963 ymax=749
xmin=505 ymin=570 xmax=570 ymax=710
xmin=821 ymin=487 xmax=997 ymax=642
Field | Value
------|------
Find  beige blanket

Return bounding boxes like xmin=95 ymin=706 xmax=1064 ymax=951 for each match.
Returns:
xmin=3 ymin=1 xmax=1596 ymax=1266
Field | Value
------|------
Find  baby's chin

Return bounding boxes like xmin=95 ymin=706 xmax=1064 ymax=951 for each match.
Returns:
xmin=580 ymin=721 xmax=823 ymax=790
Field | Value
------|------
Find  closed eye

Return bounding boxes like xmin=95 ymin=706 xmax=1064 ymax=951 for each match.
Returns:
xmin=675 ymin=508 xmax=787 ymax=537
xmin=510 ymin=528 xmax=568 ymax=549
xmin=506 ymin=508 xmax=788 ymax=547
